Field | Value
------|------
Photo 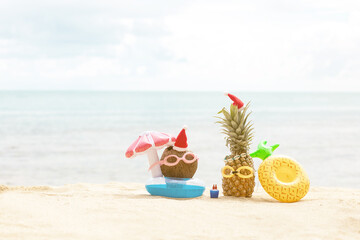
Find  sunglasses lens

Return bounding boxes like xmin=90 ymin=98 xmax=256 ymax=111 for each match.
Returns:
xmin=184 ymin=153 xmax=195 ymax=161
xmin=224 ymin=168 xmax=232 ymax=176
xmin=165 ymin=156 xmax=177 ymax=164
xmin=236 ymin=166 xmax=254 ymax=178
xmin=221 ymin=166 xmax=234 ymax=178
xmin=240 ymin=168 xmax=251 ymax=176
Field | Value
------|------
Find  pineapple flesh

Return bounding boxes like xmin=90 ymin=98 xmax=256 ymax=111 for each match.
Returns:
xmin=217 ymin=102 xmax=255 ymax=197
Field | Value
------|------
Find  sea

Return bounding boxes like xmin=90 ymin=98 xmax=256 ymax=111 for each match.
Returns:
xmin=0 ymin=91 xmax=359 ymax=188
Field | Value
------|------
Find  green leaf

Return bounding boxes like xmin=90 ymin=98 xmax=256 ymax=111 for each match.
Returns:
xmin=222 ymin=125 xmax=234 ymax=132
xmin=222 ymin=109 xmax=231 ymax=120
xmin=229 ymin=132 xmax=238 ymax=138
xmin=231 ymin=120 xmax=238 ymax=129
xmin=217 ymin=107 xmax=225 ymax=114
xmin=230 ymin=104 xmax=238 ymax=119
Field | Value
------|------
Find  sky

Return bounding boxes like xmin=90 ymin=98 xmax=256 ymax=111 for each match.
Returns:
xmin=0 ymin=0 xmax=360 ymax=91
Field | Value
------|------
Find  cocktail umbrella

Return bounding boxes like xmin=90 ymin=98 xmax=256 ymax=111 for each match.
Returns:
xmin=125 ymin=131 xmax=176 ymax=178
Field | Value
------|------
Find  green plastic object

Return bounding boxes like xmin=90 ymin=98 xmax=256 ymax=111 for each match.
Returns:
xmin=250 ymin=140 xmax=280 ymax=161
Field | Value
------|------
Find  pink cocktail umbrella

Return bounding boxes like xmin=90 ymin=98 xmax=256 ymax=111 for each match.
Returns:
xmin=125 ymin=131 xmax=176 ymax=178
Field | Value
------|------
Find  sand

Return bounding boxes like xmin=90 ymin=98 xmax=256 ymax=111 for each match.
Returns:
xmin=0 ymin=183 xmax=359 ymax=240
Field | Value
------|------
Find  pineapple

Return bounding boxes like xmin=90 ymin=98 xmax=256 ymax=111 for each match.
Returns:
xmin=216 ymin=94 xmax=255 ymax=197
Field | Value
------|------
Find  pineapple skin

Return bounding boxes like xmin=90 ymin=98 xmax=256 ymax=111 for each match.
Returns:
xmin=222 ymin=153 xmax=255 ymax=197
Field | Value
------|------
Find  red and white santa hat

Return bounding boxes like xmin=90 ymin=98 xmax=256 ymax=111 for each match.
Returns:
xmin=173 ymin=126 xmax=188 ymax=151
xmin=225 ymin=92 xmax=245 ymax=110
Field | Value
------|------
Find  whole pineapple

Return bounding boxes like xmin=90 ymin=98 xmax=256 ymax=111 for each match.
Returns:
xmin=216 ymin=93 xmax=255 ymax=197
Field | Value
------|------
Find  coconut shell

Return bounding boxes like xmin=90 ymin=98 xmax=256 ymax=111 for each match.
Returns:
xmin=160 ymin=146 xmax=198 ymax=178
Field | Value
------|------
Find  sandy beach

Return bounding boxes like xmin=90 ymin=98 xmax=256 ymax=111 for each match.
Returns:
xmin=0 ymin=183 xmax=359 ymax=240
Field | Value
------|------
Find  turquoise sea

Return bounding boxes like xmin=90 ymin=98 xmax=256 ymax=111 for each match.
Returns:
xmin=0 ymin=91 xmax=359 ymax=188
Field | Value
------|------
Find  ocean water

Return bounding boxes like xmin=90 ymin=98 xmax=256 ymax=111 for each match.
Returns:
xmin=0 ymin=91 xmax=359 ymax=188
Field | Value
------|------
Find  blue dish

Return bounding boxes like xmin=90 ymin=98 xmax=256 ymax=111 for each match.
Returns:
xmin=145 ymin=177 xmax=205 ymax=198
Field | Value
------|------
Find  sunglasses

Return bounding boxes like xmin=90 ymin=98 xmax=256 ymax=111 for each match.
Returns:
xmin=149 ymin=152 xmax=199 ymax=171
xmin=221 ymin=166 xmax=254 ymax=179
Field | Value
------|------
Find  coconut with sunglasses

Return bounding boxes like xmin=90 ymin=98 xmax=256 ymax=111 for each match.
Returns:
xmin=126 ymin=127 xmax=204 ymax=198
xmin=159 ymin=127 xmax=198 ymax=179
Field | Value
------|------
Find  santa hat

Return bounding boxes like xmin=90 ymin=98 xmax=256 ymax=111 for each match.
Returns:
xmin=173 ymin=127 xmax=188 ymax=151
xmin=225 ymin=92 xmax=244 ymax=110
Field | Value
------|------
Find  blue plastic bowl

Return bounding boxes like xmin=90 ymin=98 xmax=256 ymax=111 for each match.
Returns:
xmin=145 ymin=177 xmax=205 ymax=198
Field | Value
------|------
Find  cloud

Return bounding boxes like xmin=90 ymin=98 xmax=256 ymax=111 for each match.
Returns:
xmin=0 ymin=0 xmax=359 ymax=91
xmin=160 ymin=0 xmax=360 ymax=91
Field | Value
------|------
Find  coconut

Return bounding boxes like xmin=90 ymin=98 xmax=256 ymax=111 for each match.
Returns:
xmin=160 ymin=146 xmax=198 ymax=178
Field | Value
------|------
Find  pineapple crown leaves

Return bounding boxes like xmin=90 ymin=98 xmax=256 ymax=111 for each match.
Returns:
xmin=215 ymin=102 xmax=254 ymax=154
